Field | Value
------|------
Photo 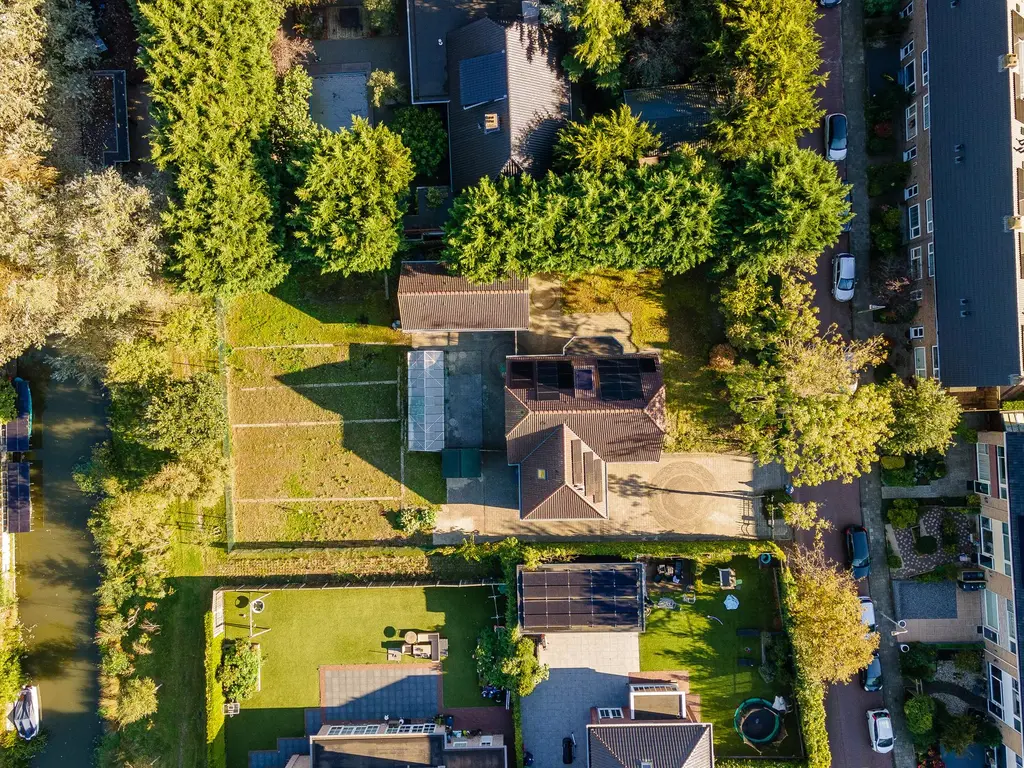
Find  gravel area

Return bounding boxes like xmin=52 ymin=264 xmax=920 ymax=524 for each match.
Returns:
xmin=891 ymin=507 xmax=974 ymax=578
xmin=892 ymin=580 xmax=958 ymax=619
xmin=931 ymin=692 xmax=968 ymax=716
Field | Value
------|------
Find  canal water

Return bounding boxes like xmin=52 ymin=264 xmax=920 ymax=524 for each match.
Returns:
xmin=15 ymin=364 xmax=106 ymax=766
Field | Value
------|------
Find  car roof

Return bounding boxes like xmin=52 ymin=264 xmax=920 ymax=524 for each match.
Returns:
xmin=837 ymin=254 xmax=856 ymax=278
xmin=874 ymin=712 xmax=893 ymax=739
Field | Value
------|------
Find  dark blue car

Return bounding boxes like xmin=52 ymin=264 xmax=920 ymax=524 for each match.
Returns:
xmin=861 ymin=652 xmax=882 ymax=692
xmin=846 ymin=525 xmax=871 ymax=580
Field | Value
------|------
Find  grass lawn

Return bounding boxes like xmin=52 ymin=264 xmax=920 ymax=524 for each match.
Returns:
xmin=225 ymin=270 xmax=445 ymax=544
xmin=639 ymin=558 xmax=798 ymax=758
xmin=232 ymin=423 xmax=403 ymax=499
xmin=222 ymin=586 xmax=499 ymax=768
xmin=561 ymin=268 xmax=736 ymax=452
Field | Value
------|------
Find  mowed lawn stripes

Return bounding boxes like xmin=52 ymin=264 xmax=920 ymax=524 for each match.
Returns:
xmin=229 ymin=382 xmax=398 ymax=425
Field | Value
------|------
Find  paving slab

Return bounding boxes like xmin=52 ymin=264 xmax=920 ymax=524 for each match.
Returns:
xmin=320 ymin=664 xmax=441 ymax=722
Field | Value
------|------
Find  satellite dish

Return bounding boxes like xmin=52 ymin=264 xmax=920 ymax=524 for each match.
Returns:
xmin=251 ymin=599 xmax=265 ymax=614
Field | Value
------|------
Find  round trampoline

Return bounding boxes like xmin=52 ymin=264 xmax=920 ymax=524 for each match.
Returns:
xmin=734 ymin=698 xmax=782 ymax=746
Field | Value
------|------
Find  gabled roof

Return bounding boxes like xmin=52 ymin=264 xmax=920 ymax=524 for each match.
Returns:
xmin=504 ymin=355 xmax=666 ymax=465
xmin=587 ymin=723 xmax=714 ymax=768
xmin=447 ymin=18 xmax=570 ymax=192
xmin=519 ymin=425 xmax=607 ymax=520
xmin=397 ymin=261 xmax=529 ymax=331
xmin=623 ymin=83 xmax=720 ymax=149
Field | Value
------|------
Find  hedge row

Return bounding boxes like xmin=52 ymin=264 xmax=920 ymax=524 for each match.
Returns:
xmin=205 ymin=612 xmax=226 ymax=768
xmin=717 ymin=761 xmax=808 ymax=768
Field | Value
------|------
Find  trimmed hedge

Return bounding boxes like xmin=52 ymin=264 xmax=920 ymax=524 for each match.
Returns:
xmin=205 ymin=612 xmax=226 ymax=768
xmin=718 ymin=761 xmax=808 ymax=768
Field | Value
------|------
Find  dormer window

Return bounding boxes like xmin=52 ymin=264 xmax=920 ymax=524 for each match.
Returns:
xmin=484 ymin=113 xmax=500 ymax=133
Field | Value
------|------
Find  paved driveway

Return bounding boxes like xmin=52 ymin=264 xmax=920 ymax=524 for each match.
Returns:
xmin=521 ymin=632 xmax=640 ymax=768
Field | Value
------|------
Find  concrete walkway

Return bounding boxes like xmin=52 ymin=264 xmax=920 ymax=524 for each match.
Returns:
xmin=845 ymin=0 xmax=913 ymax=764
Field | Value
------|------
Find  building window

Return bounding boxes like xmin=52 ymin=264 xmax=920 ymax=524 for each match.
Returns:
xmin=928 ymin=241 xmax=935 ymax=276
xmin=1009 ymin=598 xmax=1018 ymax=654
xmin=908 ymin=204 xmax=922 ymax=239
xmin=598 ymin=708 xmax=624 ymax=719
xmin=923 ymin=93 xmax=930 ymax=130
xmin=979 ymin=445 xmax=993 ymax=496
xmin=910 ymin=288 xmax=923 ymax=301
xmin=914 ymin=346 xmax=927 ymax=379
xmin=905 ymin=184 xmax=919 ymax=200
xmin=922 ymin=48 xmax=929 ymax=85
xmin=931 ymin=345 xmax=940 ymax=379
xmin=904 ymin=145 xmax=918 ymax=161
xmin=910 ymin=326 xmax=924 ymax=339
xmin=903 ymin=60 xmax=916 ymax=93
xmin=926 ymin=197 xmax=933 ymax=233
xmin=992 ymin=664 xmax=1006 ymax=719
xmin=999 ymin=445 xmax=1009 ymax=500
xmin=986 ymin=590 xmax=1001 ymax=643
xmin=901 ymin=40 xmax=915 ymax=59
xmin=537 ymin=469 xmax=547 ymax=480
xmin=909 ymin=246 xmax=923 ymax=279
xmin=1003 ymin=521 xmax=1013 ymax=576
xmin=899 ymin=2 xmax=913 ymax=17
xmin=981 ymin=516 xmax=996 ymax=569
xmin=1014 ymin=677 xmax=1022 ymax=731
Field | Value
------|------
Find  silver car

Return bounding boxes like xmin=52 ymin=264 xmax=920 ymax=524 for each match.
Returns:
xmin=832 ymin=253 xmax=856 ymax=302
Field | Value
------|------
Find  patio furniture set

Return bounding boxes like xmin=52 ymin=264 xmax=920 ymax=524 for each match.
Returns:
xmin=386 ymin=631 xmax=449 ymax=662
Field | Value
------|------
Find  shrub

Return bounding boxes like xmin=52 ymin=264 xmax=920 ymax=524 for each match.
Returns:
xmin=425 ymin=186 xmax=448 ymax=209
xmin=880 ymin=455 xmax=905 ymax=470
xmin=904 ymin=694 xmax=936 ymax=735
xmin=0 ymin=381 xmax=15 ymax=424
xmin=901 ymin=643 xmax=938 ymax=681
xmin=914 ymin=535 xmax=938 ymax=555
xmin=940 ymin=713 xmax=977 ymax=755
xmin=367 ymin=69 xmax=406 ymax=108
xmin=886 ymin=498 xmax=920 ymax=528
xmin=217 ymin=639 xmax=260 ymax=702
xmin=953 ymin=648 xmax=983 ymax=674
xmin=864 ymin=0 xmax=900 ymax=16
xmin=364 ymin=0 xmax=397 ymax=32
xmin=870 ymin=205 xmax=903 ymax=253
xmin=940 ymin=514 xmax=957 ymax=543
xmin=955 ymin=424 xmax=979 ymax=444
xmin=476 ymin=627 xmax=549 ymax=697
xmin=397 ymin=507 xmax=437 ymax=535
xmin=916 ymin=563 xmax=960 ymax=583
xmin=887 ymin=552 xmax=902 ymax=569
xmin=882 ymin=465 xmax=916 ymax=486
xmin=393 ymin=106 xmax=448 ymax=177
xmin=867 ymin=162 xmax=911 ymax=198
xmin=709 ymin=343 xmax=738 ymax=372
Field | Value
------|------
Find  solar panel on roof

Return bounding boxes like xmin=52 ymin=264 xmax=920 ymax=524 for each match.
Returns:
xmin=638 ymin=357 xmax=657 ymax=373
xmin=509 ymin=360 xmax=534 ymax=388
xmin=597 ymin=359 xmax=644 ymax=401
xmin=519 ymin=564 xmax=643 ymax=631
xmin=2 ymin=462 xmax=31 ymax=534
xmin=459 ymin=52 xmax=508 ymax=107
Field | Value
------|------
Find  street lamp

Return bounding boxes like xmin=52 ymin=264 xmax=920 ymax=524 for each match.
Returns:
xmin=856 ymin=304 xmax=887 ymax=314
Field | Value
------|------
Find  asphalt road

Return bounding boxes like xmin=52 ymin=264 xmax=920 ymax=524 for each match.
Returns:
xmin=792 ymin=6 xmax=895 ymax=768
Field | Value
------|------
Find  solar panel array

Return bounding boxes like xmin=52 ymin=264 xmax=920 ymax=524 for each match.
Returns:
xmin=459 ymin=52 xmax=508 ymax=107
xmin=2 ymin=462 xmax=31 ymax=534
xmin=407 ymin=351 xmax=445 ymax=452
xmin=520 ymin=565 xmax=642 ymax=631
xmin=597 ymin=359 xmax=644 ymax=401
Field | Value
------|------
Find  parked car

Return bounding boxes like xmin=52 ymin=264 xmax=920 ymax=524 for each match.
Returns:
xmin=563 ymin=734 xmax=576 ymax=764
xmin=825 ymin=113 xmax=848 ymax=161
xmin=832 ymin=253 xmax=856 ymax=302
xmin=866 ymin=708 xmax=895 ymax=753
xmin=819 ymin=0 xmax=841 ymax=6
xmin=845 ymin=526 xmax=871 ymax=580
xmin=861 ymin=652 xmax=883 ymax=692
xmin=859 ymin=596 xmax=876 ymax=633
xmin=842 ymin=186 xmax=853 ymax=232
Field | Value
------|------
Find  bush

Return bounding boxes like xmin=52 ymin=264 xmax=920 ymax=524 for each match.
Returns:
xmin=901 ymin=643 xmax=938 ymax=681
xmin=953 ymin=648 xmax=983 ymax=674
xmin=870 ymin=205 xmax=903 ymax=253
xmin=916 ymin=563 xmax=960 ymax=583
xmin=887 ymin=552 xmax=903 ymax=569
xmin=867 ymin=162 xmax=911 ymax=198
xmin=882 ymin=465 xmax=916 ymax=486
xmin=940 ymin=713 xmax=977 ymax=755
xmin=955 ymin=424 xmax=979 ymax=444
xmin=0 ymin=380 xmax=16 ymax=424
xmin=205 ymin=614 xmax=227 ymax=768
xmin=425 ymin=186 xmax=448 ymax=209
xmin=940 ymin=515 xmax=957 ymax=543
xmin=864 ymin=0 xmax=899 ymax=16
xmin=364 ymin=0 xmax=397 ymax=32
xmin=367 ymin=70 xmax=406 ymax=108
xmin=880 ymin=455 xmax=905 ymax=470
xmin=886 ymin=498 xmax=920 ymax=528
xmin=904 ymin=694 xmax=936 ymax=735
xmin=393 ymin=106 xmax=448 ymax=177
xmin=476 ymin=627 xmax=549 ymax=697
xmin=709 ymin=343 xmax=737 ymax=372
xmin=914 ymin=535 xmax=938 ymax=555
xmin=217 ymin=639 xmax=260 ymax=702
xmin=397 ymin=507 xmax=436 ymax=535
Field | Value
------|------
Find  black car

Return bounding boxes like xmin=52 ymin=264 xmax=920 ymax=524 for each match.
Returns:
xmin=845 ymin=525 xmax=871 ymax=580
xmin=861 ymin=652 xmax=882 ymax=692
xmin=563 ymin=734 xmax=576 ymax=764
xmin=819 ymin=0 xmax=842 ymax=6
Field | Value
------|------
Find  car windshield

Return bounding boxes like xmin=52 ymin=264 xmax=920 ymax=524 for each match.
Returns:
xmin=838 ymin=277 xmax=855 ymax=290
xmin=878 ymin=737 xmax=894 ymax=748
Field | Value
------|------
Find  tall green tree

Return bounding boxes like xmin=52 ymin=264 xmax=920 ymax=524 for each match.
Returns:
xmin=554 ymin=105 xmax=660 ymax=173
xmin=560 ymin=0 xmax=631 ymax=88
xmin=726 ymin=146 xmax=851 ymax=277
xmin=288 ymin=118 xmax=414 ymax=275
xmin=703 ymin=0 xmax=825 ymax=158
xmin=882 ymin=377 xmax=962 ymax=456
xmin=392 ymin=106 xmax=448 ymax=177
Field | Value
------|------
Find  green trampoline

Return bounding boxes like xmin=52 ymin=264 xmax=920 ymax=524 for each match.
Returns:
xmin=734 ymin=698 xmax=783 ymax=747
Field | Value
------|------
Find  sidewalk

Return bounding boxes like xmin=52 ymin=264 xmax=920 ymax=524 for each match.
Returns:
xmin=844 ymin=0 xmax=914 ymax=766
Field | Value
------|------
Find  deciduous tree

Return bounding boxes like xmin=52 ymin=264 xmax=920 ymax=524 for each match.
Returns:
xmin=114 ymin=677 xmax=158 ymax=728
xmin=882 ymin=377 xmax=962 ymax=456
xmin=0 ymin=381 xmax=17 ymax=424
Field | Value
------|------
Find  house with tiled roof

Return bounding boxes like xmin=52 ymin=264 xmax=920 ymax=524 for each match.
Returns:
xmin=397 ymin=260 xmax=530 ymax=332
xmin=405 ymin=0 xmax=570 ymax=194
xmin=504 ymin=354 xmax=666 ymax=520
xmin=587 ymin=722 xmax=713 ymax=768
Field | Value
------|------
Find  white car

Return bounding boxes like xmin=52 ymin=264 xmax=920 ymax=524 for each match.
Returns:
xmin=832 ymin=253 xmax=856 ymax=302
xmin=867 ymin=709 xmax=895 ymax=753
xmin=859 ymin=596 xmax=876 ymax=633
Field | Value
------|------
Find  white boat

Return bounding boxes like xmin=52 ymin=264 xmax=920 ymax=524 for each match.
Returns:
xmin=13 ymin=685 xmax=40 ymax=740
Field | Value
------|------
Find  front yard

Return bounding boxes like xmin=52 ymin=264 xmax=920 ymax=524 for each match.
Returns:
xmin=639 ymin=557 xmax=798 ymax=757
xmin=221 ymin=585 xmax=499 ymax=767
xmin=224 ymin=269 xmax=445 ymax=545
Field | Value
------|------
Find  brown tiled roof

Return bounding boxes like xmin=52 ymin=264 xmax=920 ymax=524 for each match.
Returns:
xmin=519 ymin=425 xmax=606 ymax=520
xmin=587 ymin=723 xmax=713 ymax=768
xmin=398 ymin=261 xmax=529 ymax=331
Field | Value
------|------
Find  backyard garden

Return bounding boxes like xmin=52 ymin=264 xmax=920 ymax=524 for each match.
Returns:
xmin=638 ymin=556 xmax=799 ymax=757
xmin=224 ymin=269 xmax=445 ymax=547
xmin=217 ymin=585 xmax=501 ymax=768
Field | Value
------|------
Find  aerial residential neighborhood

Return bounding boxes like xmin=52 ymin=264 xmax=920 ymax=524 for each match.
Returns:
xmin=3 ymin=0 xmax=1024 ymax=767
